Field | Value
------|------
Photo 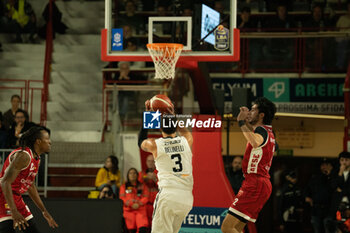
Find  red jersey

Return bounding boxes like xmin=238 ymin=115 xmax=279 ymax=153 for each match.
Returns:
xmin=242 ymin=125 xmax=275 ymax=179
xmin=0 ymin=147 xmax=40 ymax=194
xmin=0 ymin=147 xmax=40 ymax=222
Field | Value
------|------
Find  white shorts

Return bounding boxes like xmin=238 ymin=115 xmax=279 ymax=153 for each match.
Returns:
xmin=151 ymin=188 xmax=193 ymax=233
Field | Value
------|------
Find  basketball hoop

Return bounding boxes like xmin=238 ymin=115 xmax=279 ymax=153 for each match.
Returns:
xmin=147 ymin=43 xmax=183 ymax=79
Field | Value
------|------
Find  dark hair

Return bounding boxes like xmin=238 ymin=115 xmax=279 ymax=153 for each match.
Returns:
xmin=125 ymin=167 xmax=140 ymax=188
xmin=15 ymin=109 xmax=29 ymax=122
xmin=241 ymin=7 xmax=251 ymax=13
xmin=161 ymin=115 xmax=177 ymax=135
xmin=104 ymin=155 xmax=119 ymax=174
xmin=19 ymin=126 xmax=50 ymax=153
xmin=100 ymin=185 xmax=115 ymax=199
xmin=253 ymin=97 xmax=276 ymax=125
xmin=320 ymin=157 xmax=332 ymax=165
xmin=312 ymin=3 xmax=323 ymax=10
xmin=339 ymin=151 xmax=350 ymax=159
xmin=125 ymin=37 xmax=138 ymax=46
xmin=285 ymin=170 xmax=297 ymax=179
xmin=11 ymin=94 xmax=21 ymax=101
xmin=125 ymin=0 xmax=135 ymax=7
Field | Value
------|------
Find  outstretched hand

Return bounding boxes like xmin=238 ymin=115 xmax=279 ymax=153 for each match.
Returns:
xmin=12 ymin=209 xmax=29 ymax=231
xmin=43 ymin=211 xmax=58 ymax=228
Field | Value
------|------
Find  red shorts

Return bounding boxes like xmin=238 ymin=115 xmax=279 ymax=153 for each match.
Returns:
xmin=123 ymin=207 xmax=149 ymax=230
xmin=229 ymin=175 xmax=272 ymax=223
xmin=0 ymin=194 xmax=32 ymax=222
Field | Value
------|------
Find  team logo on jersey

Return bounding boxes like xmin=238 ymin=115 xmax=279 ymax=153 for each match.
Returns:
xmin=143 ymin=111 xmax=161 ymax=129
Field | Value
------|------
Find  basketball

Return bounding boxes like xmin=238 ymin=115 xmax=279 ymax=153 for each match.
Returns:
xmin=150 ymin=94 xmax=173 ymax=113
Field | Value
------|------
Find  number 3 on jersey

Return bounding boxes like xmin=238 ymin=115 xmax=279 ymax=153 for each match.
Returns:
xmin=171 ymin=154 xmax=183 ymax=172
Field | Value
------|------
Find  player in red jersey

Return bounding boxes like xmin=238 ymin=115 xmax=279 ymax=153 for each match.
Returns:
xmin=221 ymin=97 xmax=277 ymax=233
xmin=0 ymin=126 xmax=58 ymax=232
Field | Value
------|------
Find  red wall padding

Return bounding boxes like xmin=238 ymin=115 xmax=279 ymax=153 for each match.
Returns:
xmin=192 ymin=115 xmax=234 ymax=208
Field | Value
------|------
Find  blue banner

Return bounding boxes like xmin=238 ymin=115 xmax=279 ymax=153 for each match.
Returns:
xmin=179 ymin=207 xmax=228 ymax=233
xmin=111 ymin=28 xmax=123 ymax=51
xmin=289 ymin=78 xmax=343 ymax=102
xmin=211 ymin=77 xmax=344 ymax=114
xmin=212 ymin=78 xmax=263 ymax=101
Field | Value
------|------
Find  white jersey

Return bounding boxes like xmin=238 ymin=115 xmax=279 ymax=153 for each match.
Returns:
xmin=154 ymin=136 xmax=193 ymax=191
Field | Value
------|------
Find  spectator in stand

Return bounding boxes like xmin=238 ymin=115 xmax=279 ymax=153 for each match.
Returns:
xmin=123 ymin=24 xmax=135 ymax=41
xmin=98 ymin=185 xmax=116 ymax=199
xmin=225 ymin=156 xmax=244 ymax=195
xmin=111 ymin=61 xmax=146 ymax=119
xmin=330 ymin=152 xmax=350 ymax=226
xmin=261 ymin=4 xmax=295 ymax=69
xmin=304 ymin=4 xmax=330 ymax=71
xmin=214 ymin=1 xmax=227 ymax=19
xmin=6 ymin=109 xmax=37 ymax=149
xmin=38 ymin=0 xmax=68 ymax=39
xmin=124 ymin=38 xmax=146 ymax=69
xmin=304 ymin=4 xmax=329 ymax=31
xmin=237 ymin=7 xmax=261 ymax=70
xmin=336 ymin=202 xmax=350 ymax=232
xmin=5 ymin=0 xmax=37 ymax=43
xmin=265 ymin=4 xmax=296 ymax=30
xmin=156 ymin=5 xmax=167 ymax=16
xmin=138 ymin=154 xmax=158 ymax=227
xmin=336 ymin=1 xmax=350 ymax=30
xmin=276 ymin=170 xmax=304 ymax=233
xmin=0 ymin=112 xmax=7 ymax=149
xmin=117 ymin=1 xmax=144 ymax=35
xmin=305 ymin=158 xmax=336 ymax=233
xmin=237 ymin=7 xmax=257 ymax=30
xmin=95 ymin=155 xmax=121 ymax=196
xmin=120 ymin=168 xmax=149 ymax=233
xmin=336 ymin=1 xmax=350 ymax=70
xmin=3 ymin=94 xmax=26 ymax=131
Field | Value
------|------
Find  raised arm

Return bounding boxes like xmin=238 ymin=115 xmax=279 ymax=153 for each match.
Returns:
xmin=138 ymin=100 xmax=157 ymax=156
xmin=237 ymin=107 xmax=264 ymax=148
xmin=0 ymin=152 xmax=30 ymax=230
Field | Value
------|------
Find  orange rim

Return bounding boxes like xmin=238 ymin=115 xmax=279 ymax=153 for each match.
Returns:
xmin=147 ymin=43 xmax=184 ymax=50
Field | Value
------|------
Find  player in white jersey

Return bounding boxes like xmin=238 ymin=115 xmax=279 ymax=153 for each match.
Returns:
xmin=138 ymin=101 xmax=193 ymax=233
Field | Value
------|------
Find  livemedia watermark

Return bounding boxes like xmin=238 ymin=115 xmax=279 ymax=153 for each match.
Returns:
xmin=143 ymin=110 xmax=222 ymax=130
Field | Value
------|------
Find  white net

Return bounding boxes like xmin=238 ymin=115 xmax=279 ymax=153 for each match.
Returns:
xmin=147 ymin=43 xmax=183 ymax=79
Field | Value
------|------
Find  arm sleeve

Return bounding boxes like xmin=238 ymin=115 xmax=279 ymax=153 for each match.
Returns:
xmin=334 ymin=174 xmax=345 ymax=189
xmin=254 ymin=126 xmax=268 ymax=146
xmin=119 ymin=184 xmax=127 ymax=204
xmin=138 ymin=128 xmax=148 ymax=148
xmin=95 ymin=168 xmax=106 ymax=187
xmin=139 ymin=184 xmax=150 ymax=206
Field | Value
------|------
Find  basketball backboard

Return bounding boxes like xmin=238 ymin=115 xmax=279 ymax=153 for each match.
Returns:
xmin=101 ymin=0 xmax=239 ymax=62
